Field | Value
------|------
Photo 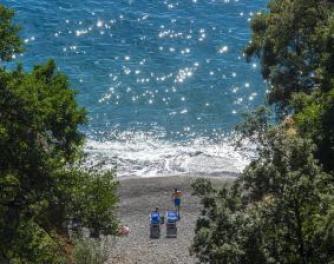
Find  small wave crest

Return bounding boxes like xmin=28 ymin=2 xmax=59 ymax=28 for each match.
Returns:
xmin=83 ymin=131 xmax=253 ymax=178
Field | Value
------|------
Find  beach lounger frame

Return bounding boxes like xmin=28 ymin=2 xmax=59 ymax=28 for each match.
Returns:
xmin=165 ymin=210 xmax=178 ymax=238
xmin=150 ymin=223 xmax=161 ymax=238
xmin=149 ymin=211 xmax=161 ymax=238
xmin=166 ymin=222 xmax=177 ymax=238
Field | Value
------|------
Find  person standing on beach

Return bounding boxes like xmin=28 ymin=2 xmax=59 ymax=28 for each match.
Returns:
xmin=172 ymin=188 xmax=182 ymax=217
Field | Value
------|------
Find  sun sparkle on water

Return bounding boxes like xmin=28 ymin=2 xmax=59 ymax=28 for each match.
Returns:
xmin=4 ymin=0 xmax=268 ymax=177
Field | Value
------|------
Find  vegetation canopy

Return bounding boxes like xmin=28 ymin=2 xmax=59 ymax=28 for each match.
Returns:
xmin=192 ymin=0 xmax=334 ymax=263
xmin=0 ymin=5 xmax=118 ymax=263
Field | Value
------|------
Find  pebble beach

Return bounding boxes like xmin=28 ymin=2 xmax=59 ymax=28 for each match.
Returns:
xmin=107 ymin=176 xmax=232 ymax=264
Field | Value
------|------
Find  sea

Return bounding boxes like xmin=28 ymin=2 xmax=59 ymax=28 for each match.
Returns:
xmin=4 ymin=0 xmax=268 ymax=177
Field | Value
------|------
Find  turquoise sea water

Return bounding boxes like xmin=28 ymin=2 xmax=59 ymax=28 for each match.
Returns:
xmin=4 ymin=0 xmax=268 ymax=177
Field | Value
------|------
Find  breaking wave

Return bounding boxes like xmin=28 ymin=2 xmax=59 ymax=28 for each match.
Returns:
xmin=83 ymin=131 xmax=254 ymax=178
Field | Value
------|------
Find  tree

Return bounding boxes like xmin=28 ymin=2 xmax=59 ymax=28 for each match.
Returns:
xmin=191 ymin=128 xmax=334 ymax=263
xmin=0 ymin=4 xmax=118 ymax=263
xmin=245 ymin=0 xmax=334 ymax=172
xmin=192 ymin=0 xmax=334 ymax=262
xmin=0 ymin=5 xmax=22 ymax=62
xmin=245 ymin=0 xmax=334 ymax=114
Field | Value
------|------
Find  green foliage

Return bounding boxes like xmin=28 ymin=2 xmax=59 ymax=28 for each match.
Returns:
xmin=317 ymin=12 xmax=334 ymax=93
xmin=73 ymin=237 xmax=111 ymax=264
xmin=291 ymin=88 xmax=334 ymax=172
xmin=235 ymin=106 xmax=271 ymax=146
xmin=70 ymin=171 xmax=119 ymax=237
xmin=245 ymin=0 xmax=334 ymax=113
xmin=192 ymin=0 xmax=334 ymax=263
xmin=0 ymin=5 xmax=23 ymax=61
xmin=192 ymin=130 xmax=334 ymax=263
xmin=3 ymin=220 xmax=67 ymax=264
xmin=0 ymin=4 xmax=119 ymax=263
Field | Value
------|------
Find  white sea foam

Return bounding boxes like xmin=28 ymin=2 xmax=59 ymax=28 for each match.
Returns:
xmin=83 ymin=131 xmax=253 ymax=178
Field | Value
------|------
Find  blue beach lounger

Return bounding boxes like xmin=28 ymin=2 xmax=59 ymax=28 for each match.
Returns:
xmin=150 ymin=211 xmax=161 ymax=238
xmin=166 ymin=210 xmax=178 ymax=238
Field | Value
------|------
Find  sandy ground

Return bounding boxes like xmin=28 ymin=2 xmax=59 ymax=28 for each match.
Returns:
xmin=107 ymin=176 xmax=232 ymax=264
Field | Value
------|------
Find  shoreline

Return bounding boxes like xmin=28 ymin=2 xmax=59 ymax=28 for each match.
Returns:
xmin=108 ymin=175 xmax=233 ymax=264
xmin=117 ymin=172 xmax=240 ymax=181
